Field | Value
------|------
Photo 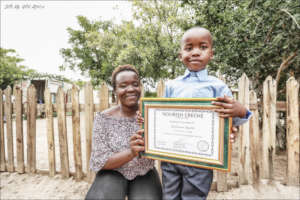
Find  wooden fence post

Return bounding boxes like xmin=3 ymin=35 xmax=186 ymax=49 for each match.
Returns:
xmin=57 ymin=87 xmax=70 ymax=178
xmin=0 ymin=89 xmax=6 ymax=171
xmin=262 ymin=76 xmax=276 ymax=179
xmin=15 ymin=87 xmax=24 ymax=173
xmin=5 ymin=86 xmax=14 ymax=172
xmin=286 ymin=77 xmax=299 ymax=185
xmin=99 ymin=83 xmax=109 ymax=112
xmin=155 ymin=80 xmax=164 ymax=181
xmin=157 ymin=79 xmax=165 ymax=98
xmin=217 ymin=171 xmax=228 ymax=192
xmin=27 ymin=84 xmax=37 ymax=173
xmin=238 ymin=73 xmax=250 ymax=185
xmin=45 ymin=88 xmax=56 ymax=177
xmin=249 ymin=90 xmax=261 ymax=188
xmin=72 ymin=85 xmax=83 ymax=181
xmin=85 ymin=82 xmax=94 ymax=182
xmin=217 ymin=75 xmax=228 ymax=192
xmin=140 ymin=82 xmax=144 ymax=98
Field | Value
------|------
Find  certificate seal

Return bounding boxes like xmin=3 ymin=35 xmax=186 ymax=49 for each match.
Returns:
xmin=197 ymin=140 xmax=209 ymax=152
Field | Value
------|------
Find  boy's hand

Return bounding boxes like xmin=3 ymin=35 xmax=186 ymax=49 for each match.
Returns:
xmin=230 ymin=126 xmax=238 ymax=143
xmin=136 ymin=111 xmax=144 ymax=126
xmin=212 ymin=95 xmax=247 ymax=118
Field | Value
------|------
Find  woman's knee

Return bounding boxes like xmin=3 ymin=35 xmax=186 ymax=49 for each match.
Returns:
xmin=85 ymin=170 xmax=128 ymax=200
xmin=128 ymin=169 xmax=162 ymax=200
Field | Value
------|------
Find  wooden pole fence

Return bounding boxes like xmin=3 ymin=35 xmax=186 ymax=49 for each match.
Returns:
xmin=57 ymin=87 xmax=70 ymax=178
xmin=0 ymin=89 xmax=6 ymax=171
xmin=155 ymin=80 xmax=164 ymax=182
xmin=15 ymin=86 xmax=24 ymax=173
xmin=5 ymin=86 xmax=14 ymax=172
xmin=0 ymin=76 xmax=298 ymax=189
xmin=72 ymin=85 xmax=83 ymax=181
xmin=45 ymin=88 xmax=56 ymax=177
xmin=249 ymin=90 xmax=261 ymax=188
xmin=286 ymin=77 xmax=299 ymax=186
xmin=84 ymin=82 xmax=94 ymax=182
xmin=99 ymin=83 xmax=109 ymax=112
xmin=238 ymin=73 xmax=250 ymax=184
xmin=262 ymin=76 xmax=277 ymax=179
xmin=216 ymin=75 xmax=228 ymax=192
xmin=27 ymin=84 xmax=37 ymax=173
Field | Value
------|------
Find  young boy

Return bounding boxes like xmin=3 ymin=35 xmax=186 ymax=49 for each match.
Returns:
xmin=162 ymin=27 xmax=251 ymax=200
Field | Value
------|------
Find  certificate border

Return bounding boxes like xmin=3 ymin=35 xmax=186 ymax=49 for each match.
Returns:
xmin=140 ymin=98 xmax=232 ymax=172
xmin=145 ymin=105 xmax=223 ymax=165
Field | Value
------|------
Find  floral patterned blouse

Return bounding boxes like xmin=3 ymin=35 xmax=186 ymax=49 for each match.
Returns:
xmin=89 ymin=112 xmax=154 ymax=180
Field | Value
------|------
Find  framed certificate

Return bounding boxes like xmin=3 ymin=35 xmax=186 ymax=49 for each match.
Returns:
xmin=140 ymin=98 xmax=232 ymax=172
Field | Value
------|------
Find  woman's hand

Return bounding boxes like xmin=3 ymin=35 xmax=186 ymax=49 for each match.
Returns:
xmin=130 ymin=129 xmax=145 ymax=157
xmin=136 ymin=111 xmax=144 ymax=126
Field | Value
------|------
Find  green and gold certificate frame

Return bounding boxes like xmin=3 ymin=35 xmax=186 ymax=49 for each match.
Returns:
xmin=140 ymin=98 xmax=232 ymax=172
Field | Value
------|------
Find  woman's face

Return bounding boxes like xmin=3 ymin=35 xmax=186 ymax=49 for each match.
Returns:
xmin=115 ymin=70 xmax=141 ymax=108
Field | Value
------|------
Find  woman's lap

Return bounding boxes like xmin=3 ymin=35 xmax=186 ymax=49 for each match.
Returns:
xmin=128 ymin=169 xmax=162 ymax=200
xmin=85 ymin=169 xmax=162 ymax=200
xmin=85 ymin=170 xmax=127 ymax=200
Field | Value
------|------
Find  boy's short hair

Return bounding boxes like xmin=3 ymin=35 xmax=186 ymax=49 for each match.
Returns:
xmin=180 ymin=26 xmax=213 ymax=47
xmin=111 ymin=64 xmax=139 ymax=90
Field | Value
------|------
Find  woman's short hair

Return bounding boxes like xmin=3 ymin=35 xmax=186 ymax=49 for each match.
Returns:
xmin=111 ymin=64 xmax=139 ymax=90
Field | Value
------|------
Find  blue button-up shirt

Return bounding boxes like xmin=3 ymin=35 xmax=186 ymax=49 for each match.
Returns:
xmin=164 ymin=68 xmax=250 ymax=126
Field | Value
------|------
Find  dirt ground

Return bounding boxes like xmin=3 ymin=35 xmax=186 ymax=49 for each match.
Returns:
xmin=1 ymin=116 xmax=299 ymax=199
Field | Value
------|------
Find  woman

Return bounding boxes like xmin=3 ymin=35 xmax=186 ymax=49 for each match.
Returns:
xmin=85 ymin=65 xmax=162 ymax=200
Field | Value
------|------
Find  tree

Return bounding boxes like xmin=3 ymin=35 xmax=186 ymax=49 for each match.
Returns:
xmin=181 ymin=0 xmax=300 ymax=99
xmin=181 ymin=0 xmax=299 ymax=151
xmin=59 ymin=16 xmax=114 ymax=86
xmin=60 ymin=0 xmax=299 ymax=97
xmin=0 ymin=48 xmax=72 ymax=90
xmin=0 ymin=48 xmax=35 ymax=90
xmin=60 ymin=0 xmax=189 ymax=88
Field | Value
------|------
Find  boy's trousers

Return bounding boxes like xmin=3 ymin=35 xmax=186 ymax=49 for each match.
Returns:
xmin=161 ymin=162 xmax=213 ymax=200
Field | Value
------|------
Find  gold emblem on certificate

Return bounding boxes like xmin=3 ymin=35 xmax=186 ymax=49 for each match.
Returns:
xmin=140 ymin=98 xmax=232 ymax=172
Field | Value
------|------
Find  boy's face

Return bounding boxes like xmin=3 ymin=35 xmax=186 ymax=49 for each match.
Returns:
xmin=179 ymin=29 xmax=213 ymax=72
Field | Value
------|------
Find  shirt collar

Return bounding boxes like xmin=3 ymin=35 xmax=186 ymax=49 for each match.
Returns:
xmin=182 ymin=68 xmax=208 ymax=80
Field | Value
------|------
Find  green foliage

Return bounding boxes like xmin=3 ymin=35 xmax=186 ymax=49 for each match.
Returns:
xmin=60 ymin=0 xmax=299 ymax=100
xmin=74 ymin=79 xmax=86 ymax=89
xmin=144 ymin=91 xmax=157 ymax=97
xmin=60 ymin=0 xmax=190 ymax=87
xmin=0 ymin=47 xmax=71 ymax=90
xmin=60 ymin=16 xmax=114 ymax=86
xmin=181 ymin=0 xmax=300 ymax=99
xmin=27 ymin=71 xmax=71 ymax=83
xmin=0 ymin=48 xmax=34 ymax=90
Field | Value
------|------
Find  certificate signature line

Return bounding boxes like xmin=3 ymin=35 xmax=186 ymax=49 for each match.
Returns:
xmin=155 ymin=147 xmax=214 ymax=157
xmin=159 ymin=133 xmax=205 ymax=138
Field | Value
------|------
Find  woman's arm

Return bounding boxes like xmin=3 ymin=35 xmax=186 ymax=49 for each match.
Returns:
xmin=102 ymin=149 xmax=135 ymax=170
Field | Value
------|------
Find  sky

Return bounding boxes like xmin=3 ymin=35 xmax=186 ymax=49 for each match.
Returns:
xmin=1 ymin=0 xmax=132 ymax=81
